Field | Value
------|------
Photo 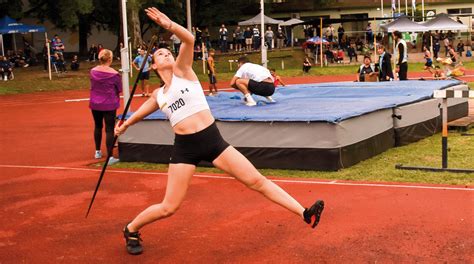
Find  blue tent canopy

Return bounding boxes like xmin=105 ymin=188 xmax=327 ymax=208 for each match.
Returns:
xmin=0 ymin=16 xmax=46 ymax=34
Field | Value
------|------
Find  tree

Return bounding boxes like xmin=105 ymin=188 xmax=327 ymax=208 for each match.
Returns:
xmin=27 ymin=0 xmax=94 ymax=55
xmin=0 ymin=0 xmax=24 ymax=19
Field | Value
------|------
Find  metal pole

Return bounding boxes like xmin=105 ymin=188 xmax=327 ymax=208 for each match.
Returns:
xmin=398 ymin=0 xmax=401 ymax=14
xmin=381 ymin=0 xmax=384 ymax=18
xmin=374 ymin=16 xmax=377 ymax=63
xmin=441 ymin=98 xmax=448 ymax=168
xmin=12 ymin=34 xmax=17 ymax=51
xmin=0 ymin=34 xmax=4 ymax=56
xmin=186 ymin=0 xmax=192 ymax=32
xmin=421 ymin=0 xmax=425 ymax=21
xmin=405 ymin=0 xmax=408 ymax=15
xmin=129 ymin=41 xmax=133 ymax=78
xmin=412 ymin=0 xmax=415 ymax=21
xmin=202 ymin=42 xmax=206 ymax=74
xmin=320 ymin=17 xmax=323 ymax=68
xmin=120 ymin=0 xmax=131 ymax=106
xmin=46 ymin=32 xmax=51 ymax=80
xmin=260 ymin=0 xmax=267 ymax=67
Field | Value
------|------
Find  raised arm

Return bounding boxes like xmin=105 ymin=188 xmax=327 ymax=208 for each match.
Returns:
xmin=145 ymin=7 xmax=195 ymax=76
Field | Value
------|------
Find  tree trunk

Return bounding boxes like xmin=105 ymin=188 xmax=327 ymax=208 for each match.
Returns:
xmin=78 ymin=15 xmax=90 ymax=56
xmin=130 ymin=7 xmax=142 ymax=49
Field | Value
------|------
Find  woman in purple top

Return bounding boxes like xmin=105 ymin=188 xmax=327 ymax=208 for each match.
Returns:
xmin=89 ymin=49 xmax=122 ymax=163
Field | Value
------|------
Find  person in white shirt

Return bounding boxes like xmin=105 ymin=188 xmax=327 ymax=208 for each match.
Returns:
xmin=115 ymin=7 xmax=325 ymax=255
xmin=230 ymin=57 xmax=276 ymax=106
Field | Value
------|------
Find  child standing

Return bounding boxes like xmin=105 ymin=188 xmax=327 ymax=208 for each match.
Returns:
xmin=206 ymin=49 xmax=218 ymax=96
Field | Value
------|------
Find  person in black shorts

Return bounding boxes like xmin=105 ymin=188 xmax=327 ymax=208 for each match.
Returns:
xmin=230 ymin=56 xmax=275 ymax=106
xmin=115 ymin=7 xmax=325 ymax=255
xmin=133 ymin=48 xmax=152 ymax=96
xmin=206 ymin=48 xmax=218 ymax=96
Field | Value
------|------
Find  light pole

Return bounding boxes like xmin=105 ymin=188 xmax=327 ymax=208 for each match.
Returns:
xmin=260 ymin=0 xmax=267 ymax=68
xmin=120 ymin=0 xmax=131 ymax=105
xmin=186 ymin=0 xmax=192 ymax=32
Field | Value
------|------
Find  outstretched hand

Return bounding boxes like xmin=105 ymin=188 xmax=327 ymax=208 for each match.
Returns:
xmin=145 ymin=7 xmax=172 ymax=30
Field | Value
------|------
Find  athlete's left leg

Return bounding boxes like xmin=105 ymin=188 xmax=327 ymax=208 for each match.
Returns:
xmin=212 ymin=146 xmax=305 ymax=218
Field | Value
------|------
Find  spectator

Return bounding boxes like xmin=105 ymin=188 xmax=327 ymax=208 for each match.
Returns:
xmin=244 ymin=27 xmax=253 ymax=51
xmin=276 ymin=28 xmax=286 ymax=49
xmin=423 ymin=46 xmax=433 ymax=73
xmin=52 ymin=35 xmax=65 ymax=54
xmin=270 ymin=68 xmax=286 ymax=87
xmin=12 ymin=50 xmax=29 ymax=68
xmin=337 ymin=25 xmax=345 ymax=49
xmin=393 ymin=30 xmax=408 ymax=80
xmin=219 ymin=24 xmax=228 ymax=53
xmin=335 ymin=49 xmax=344 ymax=63
xmin=252 ymin=25 xmax=260 ymax=50
xmin=202 ymin=28 xmax=211 ymax=50
xmin=448 ymin=44 xmax=458 ymax=66
xmin=71 ymin=55 xmax=80 ymax=71
xmin=170 ymin=33 xmax=181 ymax=55
xmin=377 ymin=45 xmax=394 ymax=82
xmin=52 ymin=52 xmax=67 ymax=73
xmin=324 ymin=49 xmax=335 ymax=64
xmin=234 ymin=26 xmax=243 ymax=52
xmin=89 ymin=44 xmax=98 ymax=61
xmin=443 ymin=37 xmax=450 ymax=56
xmin=133 ymin=48 xmax=152 ymax=96
xmin=97 ymin=44 xmax=104 ymax=60
xmin=433 ymin=38 xmax=441 ymax=59
xmin=325 ymin=24 xmax=334 ymax=43
xmin=0 ymin=56 xmax=13 ymax=81
xmin=347 ymin=43 xmax=357 ymax=62
xmin=456 ymin=40 xmax=465 ymax=57
xmin=89 ymin=49 xmax=122 ymax=164
xmin=264 ymin=26 xmax=274 ymax=50
xmin=303 ymin=56 xmax=312 ymax=73
xmin=366 ymin=23 xmax=373 ymax=45
xmin=357 ymin=55 xmax=377 ymax=82
xmin=433 ymin=66 xmax=446 ymax=80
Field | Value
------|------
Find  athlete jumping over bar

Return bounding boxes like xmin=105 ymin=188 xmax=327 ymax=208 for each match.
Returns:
xmin=114 ymin=7 xmax=325 ymax=255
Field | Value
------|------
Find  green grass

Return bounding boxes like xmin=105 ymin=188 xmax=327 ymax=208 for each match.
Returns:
xmin=106 ymin=128 xmax=474 ymax=186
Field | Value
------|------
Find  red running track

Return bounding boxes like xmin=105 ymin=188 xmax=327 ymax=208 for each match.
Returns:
xmin=0 ymin=75 xmax=473 ymax=263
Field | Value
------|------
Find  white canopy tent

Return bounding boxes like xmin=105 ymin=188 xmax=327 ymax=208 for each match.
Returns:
xmin=422 ymin=13 xmax=468 ymax=31
xmin=238 ymin=14 xmax=283 ymax=26
xmin=279 ymin=18 xmax=304 ymax=47
xmin=380 ymin=16 xmax=429 ymax=32
xmin=279 ymin=18 xmax=304 ymax=27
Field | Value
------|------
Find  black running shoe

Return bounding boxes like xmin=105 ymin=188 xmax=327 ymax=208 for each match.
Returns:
xmin=123 ymin=223 xmax=143 ymax=255
xmin=303 ymin=200 xmax=325 ymax=228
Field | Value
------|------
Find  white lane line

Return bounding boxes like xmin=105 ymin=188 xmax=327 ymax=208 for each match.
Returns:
xmin=1 ymin=164 xmax=472 ymax=191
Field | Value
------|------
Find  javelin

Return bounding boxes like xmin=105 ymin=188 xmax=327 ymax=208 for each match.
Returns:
xmin=85 ymin=35 xmax=158 ymax=218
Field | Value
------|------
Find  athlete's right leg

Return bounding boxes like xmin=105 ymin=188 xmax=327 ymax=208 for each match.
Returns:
xmin=127 ymin=163 xmax=196 ymax=232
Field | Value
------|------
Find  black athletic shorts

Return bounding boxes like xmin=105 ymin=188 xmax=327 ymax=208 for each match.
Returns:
xmin=208 ymin=74 xmax=217 ymax=84
xmin=170 ymin=122 xmax=230 ymax=165
xmin=248 ymin=79 xmax=275 ymax=96
xmin=425 ymin=59 xmax=433 ymax=67
xmin=138 ymin=71 xmax=150 ymax=80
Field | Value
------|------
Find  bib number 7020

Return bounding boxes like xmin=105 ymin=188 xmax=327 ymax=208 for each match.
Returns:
xmin=168 ymin=98 xmax=185 ymax=113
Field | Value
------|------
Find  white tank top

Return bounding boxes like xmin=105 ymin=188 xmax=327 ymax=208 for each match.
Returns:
xmin=157 ymin=74 xmax=210 ymax=127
